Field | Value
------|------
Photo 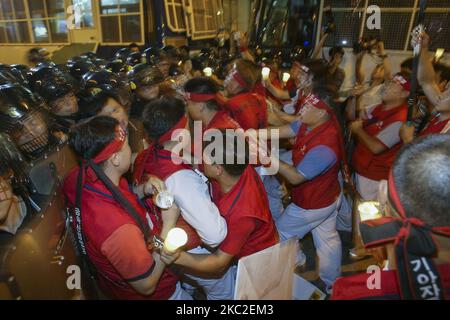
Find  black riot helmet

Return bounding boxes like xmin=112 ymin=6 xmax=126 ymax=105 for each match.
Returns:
xmin=0 ymin=132 xmax=30 ymax=191
xmin=162 ymin=45 xmax=178 ymax=57
xmin=114 ymin=48 xmax=131 ymax=62
xmin=127 ymin=63 xmax=164 ymax=89
xmin=142 ymin=46 xmax=161 ymax=66
xmin=0 ymin=64 xmax=18 ymax=83
xmin=66 ymin=59 xmax=97 ymax=82
xmin=106 ymin=60 xmax=129 ymax=77
xmin=126 ymin=51 xmax=143 ymax=67
xmin=93 ymin=58 xmax=108 ymax=69
xmin=9 ymin=64 xmax=30 ymax=87
xmin=81 ymin=69 xmax=132 ymax=108
xmin=0 ymin=84 xmax=50 ymax=159
xmin=80 ymin=51 xmax=97 ymax=62
xmin=28 ymin=47 xmax=51 ymax=65
xmin=28 ymin=64 xmax=74 ymax=107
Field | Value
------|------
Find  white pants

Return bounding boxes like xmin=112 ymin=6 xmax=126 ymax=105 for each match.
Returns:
xmin=276 ymin=196 xmax=342 ymax=287
xmin=169 ymin=282 xmax=193 ymax=300
xmin=355 ymin=173 xmax=380 ymax=201
xmin=183 ymin=247 xmax=237 ymax=300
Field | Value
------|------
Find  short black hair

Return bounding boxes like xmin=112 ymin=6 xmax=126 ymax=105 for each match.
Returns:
xmin=204 ymin=130 xmax=249 ymax=177
xmin=392 ymin=135 xmax=450 ymax=227
xmin=69 ymin=116 xmax=118 ymax=161
xmin=77 ymin=90 xmax=120 ymax=121
xmin=142 ymin=96 xmax=186 ymax=140
xmin=184 ymin=77 xmax=219 ymax=111
xmin=329 ymin=46 xmax=344 ymax=58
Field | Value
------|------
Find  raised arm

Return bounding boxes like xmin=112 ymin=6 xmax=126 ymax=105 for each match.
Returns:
xmin=311 ymin=32 xmax=329 ymax=59
xmin=417 ymin=32 xmax=442 ymax=107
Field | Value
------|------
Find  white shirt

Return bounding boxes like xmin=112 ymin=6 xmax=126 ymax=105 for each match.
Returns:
xmin=166 ymin=169 xmax=227 ymax=248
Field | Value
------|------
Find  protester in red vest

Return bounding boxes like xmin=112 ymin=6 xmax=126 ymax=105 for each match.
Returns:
xmin=332 ymin=135 xmax=450 ymax=300
xmin=266 ymin=92 xmax=345 ymax=292
xmin=63 ymin=116 xmax=191 ymax=300
xmin=161 ymin=130 xmax=278 ymax=280
xmin=184 ymin=77 xmax=241 ymax=132
xmin=350 ymin=73 xmax=410 ymax=201
xmin=184 ymin=77 xmax=241 ymax=199
xmin=223 ymin=59 xmax=268 ymax=130
xmin=400 ymin=31 xmax=450 ymax=143
xmin=133 ymin=97 xmax=236 ymax=300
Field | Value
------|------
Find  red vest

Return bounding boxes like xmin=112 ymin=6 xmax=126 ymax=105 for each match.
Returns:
xmin=133 ymin=148 xmax=202 ymax=249
xmin=63 ymin=169 xmax=177 ymax=300
xmin=206 ymin=110 xmax=241 ymax=131
xmin=352 ymin=103 xmax=408 ymax=181
xmin=291 ymin=120 xmax=342 ymax=210
xmin=419 ymin=116 xmax=450 ymax=137
xmin=252 ymin=82 xmax=266 ymax=98
xmin=225 ymin=92 xmax=268 ymax=130
xmin=216 ymin=166 xmax=278 ymax=259
xmin=331 ymin=264 xmax=450 ymax=300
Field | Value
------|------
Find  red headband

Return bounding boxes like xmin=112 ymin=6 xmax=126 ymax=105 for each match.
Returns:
xmin=303 ymin=93 xmax=332 ymax=113
xmin=393 ymin=74 xmax=411 ymax=92
xmin=158 ymin=116 xmax=188 ymax=145
xmin=184 ymin=92 xmax=217 ymax=103
xmin=184 ymin=92 xmax=226 ymax=106
xmin=92 ymin=125 xmax=127 ymax=163
xmin=300 ymin=65 xmax=310 ymax=74
xmin=232 ymin=70 xmax=248 ymax=89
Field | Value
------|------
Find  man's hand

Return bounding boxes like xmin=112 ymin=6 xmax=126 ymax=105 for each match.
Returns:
xmin=143 ymin=175 xmax=166 ymax=196
xmin=376 ymin=41 xmax=386 ymax=56
xmin=400 ymin=123 xmax=416 ymax=144
xmin=349 ymin=119 xmax=364 ymax=134
xmin=411 ymin=27 xmax=430 ymax=50
xmin=159 ymin=247 xmax=181 ymax=266
xmin=239 ymin=32 xmax=249 ymax=49
xmin=351 ymin=84 xmax=366 ymax=97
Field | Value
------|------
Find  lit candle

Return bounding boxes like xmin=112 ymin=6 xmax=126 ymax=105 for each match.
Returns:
xmin=282 ymin=72 xmax=291 ymax=83
xmin=262 ymin=67 xmax=270 ymax=81
xmin=358 ymin=201 xmax=382 ymax=222
xmin=154 ymin=191 xmax=174 ymax=209
xmin=203 ymin=67 xmax=213 ymax=77
xmin=164 ymin=228 xmax=188 ymax=252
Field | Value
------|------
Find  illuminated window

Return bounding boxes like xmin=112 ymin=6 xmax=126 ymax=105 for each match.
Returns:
xmin=71 ymin=0 xmax=94 ymax=28
xmin=164 ymin=0 xmax=225 ymax=40
xmin=99 ymin=0 xmax=143 ymax=44
xmin=0 ymin=0 xmax=68 ymax=44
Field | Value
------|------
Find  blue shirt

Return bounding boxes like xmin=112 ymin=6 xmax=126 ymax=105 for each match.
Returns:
xmin=290 ymin=120 xmax=337 ymax=180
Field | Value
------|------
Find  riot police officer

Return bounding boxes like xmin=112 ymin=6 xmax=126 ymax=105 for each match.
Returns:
xmin=127 ymin=63 xmax=164 ymax=117
xmin=0 ymin=84 xmax=51 ymax=160
xmin=80 ymin=69 xmax=133 ymax=110
xmin=28 ymin=65 xmax=79 ymax=119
